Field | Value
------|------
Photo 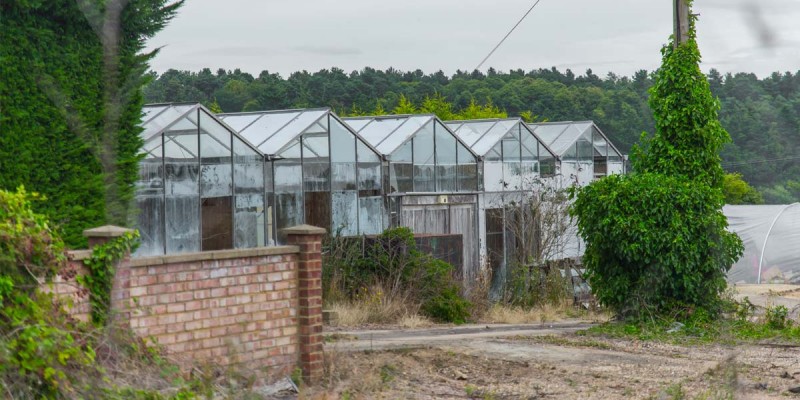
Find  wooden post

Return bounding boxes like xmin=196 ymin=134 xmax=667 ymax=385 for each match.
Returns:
xmin=673 ymin=0 xmax=690 ymax=47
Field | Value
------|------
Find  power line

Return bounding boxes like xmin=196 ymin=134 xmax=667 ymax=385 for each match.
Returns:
xmin=474 ymin=0 xmax=544 ymax=72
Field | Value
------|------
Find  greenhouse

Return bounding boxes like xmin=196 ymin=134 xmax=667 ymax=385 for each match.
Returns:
xmin=217 ymin=108 xmax=386 ymax=240
xmin=134 ymin=103 xmax=268 ymax=257
xmin=724 ymin=203 xmax=800 ymax=284
xmin=528 ymin=121 xmax=625 ymax=187
xmin=445 ymin=118 xmax=561 ymax=282
xmin=343 ymin=115 xmax=482 ymax=280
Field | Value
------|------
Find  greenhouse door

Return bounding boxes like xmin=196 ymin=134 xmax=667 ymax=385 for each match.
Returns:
xmin=202 ymin=197 xmax=233 ymax=251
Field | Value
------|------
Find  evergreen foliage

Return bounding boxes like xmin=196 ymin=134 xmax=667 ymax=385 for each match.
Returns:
xmin=0 ymin=0 xmax=182 ymax=247
xmin=142 ymin=66 xmax=800 ymax=202
xmin=570 ymin=14 xmax=743 ymax=318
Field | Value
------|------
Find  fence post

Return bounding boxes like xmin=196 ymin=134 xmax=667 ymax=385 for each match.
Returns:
xmin=284 ymin=224 xmax=326 ymax=383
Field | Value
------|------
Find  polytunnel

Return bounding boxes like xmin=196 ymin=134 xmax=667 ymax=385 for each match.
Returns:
xmin=724 ymin=203 xmax=800 ymax=284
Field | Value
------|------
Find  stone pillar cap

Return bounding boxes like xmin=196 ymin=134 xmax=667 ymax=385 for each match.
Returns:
xmin=282 ymin=224 xmax=327 ymax=235
xmin=83 ymin=225 xmax=134 ymax=238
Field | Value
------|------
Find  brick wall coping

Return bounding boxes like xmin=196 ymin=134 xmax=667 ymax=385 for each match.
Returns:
xmin=83 ymin=225 xmax=134 ymax=238
xmin=124 ymin=245 xmax=300 ymax=267
xmin=282 ymin=224 xmax=326 ymax=235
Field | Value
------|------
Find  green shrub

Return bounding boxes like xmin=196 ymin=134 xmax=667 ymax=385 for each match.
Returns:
xmin=323 ymin=227 xmax=471 ymax=324
xmin=571 ymin=173 xmax=742 ymax=317
xmin=766 ymin=305 xmax=790 ymax=330
xmin=421 ymin=284 xmax=471 ymax=324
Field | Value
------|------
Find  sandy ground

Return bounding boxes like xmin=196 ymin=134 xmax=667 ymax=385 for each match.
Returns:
xmin=312 ymin=325 xmax=800 ymax=399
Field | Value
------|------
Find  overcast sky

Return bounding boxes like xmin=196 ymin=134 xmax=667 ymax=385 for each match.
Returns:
xmin=144 ymin=0 xmax=800 ymax=79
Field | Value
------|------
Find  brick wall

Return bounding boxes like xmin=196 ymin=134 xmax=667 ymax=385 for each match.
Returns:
xmin=122 ymin=248 xmax=299 ymax=377
xmin=57 ymin=225 xmax=325 ymax=384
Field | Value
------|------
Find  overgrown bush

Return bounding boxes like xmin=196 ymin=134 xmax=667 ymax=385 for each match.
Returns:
xmin=569 ymin=11 xmax=743 ymax=319
xmin=571 ymin=173 xmax=742 ymax=317
xmin=0 ymin=188 xmax=195 ymax=398
xmin=322 ymin=227 xmax=471 ymax=324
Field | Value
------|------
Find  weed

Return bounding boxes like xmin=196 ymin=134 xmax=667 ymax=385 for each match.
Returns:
xmin=379 ymin=364 xmax=397 ymax=383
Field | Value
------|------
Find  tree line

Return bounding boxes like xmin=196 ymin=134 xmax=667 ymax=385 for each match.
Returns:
xmin=143 ymin=66 xmax=800 ymax=203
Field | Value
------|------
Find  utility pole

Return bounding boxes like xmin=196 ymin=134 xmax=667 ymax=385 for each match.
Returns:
xmin=673 ymin=0 xmax=690 ymax=47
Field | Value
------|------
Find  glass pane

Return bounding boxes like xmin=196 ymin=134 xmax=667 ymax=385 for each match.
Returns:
xmin=378 ymin=115 xmax=429 ymax=155
xmin=275 ymin=192 xmax=302 ymax=243
xmin=486 ymin=142 xmax=502 ymax=161
xmin=577 ymin=132 xmax=594 ymax=161
xmin=358 ymin=196 xmax=384 ymax=235
xmin=330 ymin=119 xmax=356 ymax=163
xmin=234 ymin=137 xmax=264 ymax=248
xmin=520 ymin=130 xmax=538 ymax=161
xmin=261 ymin=111 xmax=327 ymax=155
xmin=134 ymin=154 xmax=164 ymax=257
xmin=413 ymin=122 xmax=435 ymax=192
xmin=502 ymin=138 xmax=521 ymax=162
xmin=164 ymin=127 xmax=200 ymax=254
xmin=503 ymin=162 xmax=522 ymax=191
xmin=390 ymin=163 xmax=413 ymax=193
xmin=303 ymin=162 xmax=330 ymax=192
xmin=484 ymin=161 xmax=504 ymax=192
xmin=457 ymin=164 xmax=478 ymax=192
xmin=234 ymin=194 xmax=264 ymax=248
xmin=390 ymin=140 xmax=412 ymax=163
xmin=332 ymin=191 xmax=358 ymax=236
xmin=302 ymin=134 xmax=329 ymax=159
xmin=141 ymin=104 xmax=195 ymax=141
xmin=357 ymin=139 xmax=381 ymax=191
xmin=436 ymin=165 xmax=457 ymax=192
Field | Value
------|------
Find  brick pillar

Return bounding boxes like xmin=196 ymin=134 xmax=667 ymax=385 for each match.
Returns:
xmin=284 ymin=224 xmax=326 ymax=383
xmin=82 ymin=225 xmax=134 ymax=323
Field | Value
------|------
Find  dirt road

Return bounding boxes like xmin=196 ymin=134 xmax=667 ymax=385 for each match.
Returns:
xmin=318 ymin=322 xmax=800 ymax=399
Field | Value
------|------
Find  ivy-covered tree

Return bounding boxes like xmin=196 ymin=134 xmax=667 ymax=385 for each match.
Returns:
xmin=570 ymin=11 xmax=743 ymax=317
xmin=0 ymin=0 xmax=182 ymax=247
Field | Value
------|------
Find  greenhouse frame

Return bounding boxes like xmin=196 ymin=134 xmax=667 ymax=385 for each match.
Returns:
xmin=134 ymin=103 xmax=390 ymax=258
xmin=444 ymin=118 xmax=560 ymax=278
xmin=343 ymin=114 xmax=483 ymax=279
xmin=135 ymin=103 xmax=270 ymax=257
xmin=217 ymin=108 xmax=387 ymax=240
xmin=529 ymin=121 xmax=625 ymax=186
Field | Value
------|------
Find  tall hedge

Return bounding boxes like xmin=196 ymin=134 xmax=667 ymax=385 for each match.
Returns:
xmin=570 ymin=11 xmax=743 ymax=317
xmin=0 ymin=0 xmax=182 ymax=247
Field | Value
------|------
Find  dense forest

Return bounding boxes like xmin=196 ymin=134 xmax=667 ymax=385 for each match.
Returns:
xmin=143 ymin=67 xmax=800 ymax=203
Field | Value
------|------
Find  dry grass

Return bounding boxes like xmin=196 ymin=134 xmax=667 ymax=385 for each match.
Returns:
xmin=327 ymin=296 xmax=420 ymax=327
xmin=481 ymin=303 xmax=610 ymax=324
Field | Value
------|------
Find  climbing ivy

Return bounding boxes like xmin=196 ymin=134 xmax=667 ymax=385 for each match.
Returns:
xmin=570 ymin=10 xmax=743 ymax=318
xmin=79 ymin=231 xmax=140 ymax=326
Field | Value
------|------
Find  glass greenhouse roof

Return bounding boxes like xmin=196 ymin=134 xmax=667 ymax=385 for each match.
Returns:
xmin=218 ymin=109 xmax=330 ymax=156
xmin=529 ymin=121 xmax=622 ymax=158
xmin=140 ymin=103 xmax=200 ymax=142
xmin=343 ymin=115 xmax=478 ymax=159
xmin=446 ymin=118 xmax=557 ymax=158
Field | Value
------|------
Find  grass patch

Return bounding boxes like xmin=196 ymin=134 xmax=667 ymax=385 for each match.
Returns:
xmin=582 ymin=303 xmax=800 ymax=345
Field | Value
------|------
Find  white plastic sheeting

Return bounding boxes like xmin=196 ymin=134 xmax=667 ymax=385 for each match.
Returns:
xmin=724 ymin=204 xmax=800 ymax=284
